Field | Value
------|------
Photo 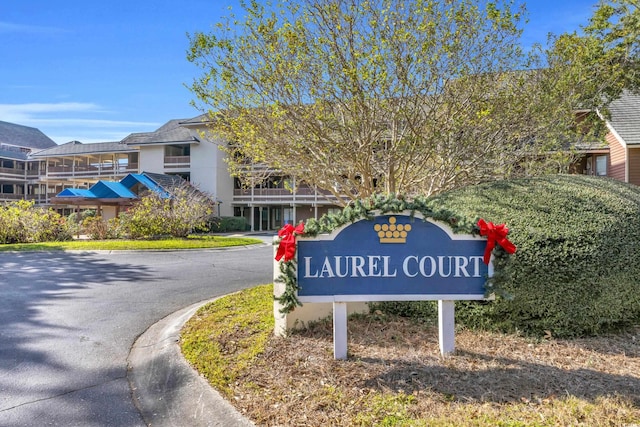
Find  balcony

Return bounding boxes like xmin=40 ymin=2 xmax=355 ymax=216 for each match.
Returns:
xmin=0 ymin=193 xmax=25 ymax=201
xmin=233 ymin=186 xmax=342 ymax=205
xmin=164 ymin=156 xmax=190 ymax=169
xmin=46 ymin=163 xmax=139 ymax=178
xmin=0 ymin=166 xmax=27 ymax=178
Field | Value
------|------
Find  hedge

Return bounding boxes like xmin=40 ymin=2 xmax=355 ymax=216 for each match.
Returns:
xmin=207 ymin=216 xmax=250 ymax=232
xmin=416 ymin=174 xmax=640 ymax=338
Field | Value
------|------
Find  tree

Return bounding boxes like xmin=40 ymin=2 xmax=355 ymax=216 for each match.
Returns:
xmin=546 ymin=0 xmax=639 ymax=113
xmin=188 ymin=0 xmax=587 ymax=202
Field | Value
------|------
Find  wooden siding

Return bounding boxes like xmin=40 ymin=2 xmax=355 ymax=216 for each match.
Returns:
xmin=607 ymin=133 xmax=627 ymax=182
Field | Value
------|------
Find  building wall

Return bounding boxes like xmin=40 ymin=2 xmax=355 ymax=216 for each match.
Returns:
xmin=189 ymin=136 xmax=234 ymax=216
xmin=138 ymin=146 xmax=165 ymax=174
xmin=213 ymin=138 xmax=234 ymax=217
xmin=607 ymin=132 xmax=627 ymax=182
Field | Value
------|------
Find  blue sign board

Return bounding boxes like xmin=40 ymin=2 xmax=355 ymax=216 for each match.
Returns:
xmin=296 ymin=214 xmax=490 ymax=302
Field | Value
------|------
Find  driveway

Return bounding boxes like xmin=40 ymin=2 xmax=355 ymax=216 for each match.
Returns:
xmin=0 ymin=242 xmax=272 ymax=426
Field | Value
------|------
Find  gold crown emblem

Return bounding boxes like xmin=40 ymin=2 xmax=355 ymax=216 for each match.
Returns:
xmin=374 ymin=216 xmax=411 ymax=243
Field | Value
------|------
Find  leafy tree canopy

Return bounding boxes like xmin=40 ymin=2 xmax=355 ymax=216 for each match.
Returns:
xmin=546 ymin=0 xmax=639 ymax=115
xmin=188 ymin=0 xmax=614 ymax=202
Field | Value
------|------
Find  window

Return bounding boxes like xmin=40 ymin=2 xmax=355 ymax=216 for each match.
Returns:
xmin=283 ymin=208 xmax=294 ymax=224
xmin=595 ymin=155 xmax=607 ymax=176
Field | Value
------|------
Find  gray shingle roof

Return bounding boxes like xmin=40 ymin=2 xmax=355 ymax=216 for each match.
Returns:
xmin=0 ymin=148 xmax=29 ymax=160
xmin=143 ymin=171 xmax=188 ymax=189
xmin=179 ymin=114 xmax=211 ymax=126
xmin=0 ymin=121 xmax=57 ymax=150
xmin=30 ymin=140 xmax=136 ymax=157
xmin=608 ymin=91 xmax=640 ymax=146
xmin=122 ymin=119 xmax=199 ymax=145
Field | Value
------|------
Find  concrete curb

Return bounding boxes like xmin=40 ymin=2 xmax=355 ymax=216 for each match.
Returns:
xmin=127 ymin=300 xmax=255 ymax=427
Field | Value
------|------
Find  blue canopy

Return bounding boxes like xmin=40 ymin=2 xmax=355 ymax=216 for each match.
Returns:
xmin=56 ymin=188 xmax=95 ymax=198
xmin=89 ymin=181 xmax=137 ymax=198
xmin=120 ymin=173 xmax=171 ymax=198
xmin=54 ymin=172 xmax=175 ymax=201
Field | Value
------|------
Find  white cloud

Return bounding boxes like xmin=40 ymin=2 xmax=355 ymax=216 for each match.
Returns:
xmin=0 ymin=21 xmax=68 ymax=35
xmin=0 ymin=102 xmax=100 ymax=122
xmin=0 ymin=102 xmax=161 ymax=144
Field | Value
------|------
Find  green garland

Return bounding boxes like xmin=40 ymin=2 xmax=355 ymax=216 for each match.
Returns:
xmin=274 ymin=193 xmax=508 ymax=313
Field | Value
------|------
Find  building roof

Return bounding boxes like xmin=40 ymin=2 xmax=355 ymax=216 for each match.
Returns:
xmin=607 ymin=91 xmax=640 ymax=146
xmin=0 ymin=121 xmax=57 ymax=150
xmin=57 ymin=188 xmax=96 ymax=198
xmin=90 ymin=181 xmax=137 ymax=199
xmin=121 ymin=119 xmax=199 ymax=146
xmin=120 ymin=173 xmax=171 ymax=198
xmin=30 ymin=140 xmax=135 ymax=157
xmin=179 ymin=114 xmax=211 ymax=126
xmin=0 ymin=148 xmax=29 ymax=160
xmin=52 ymin=172 xmax=181 ymax=205
xmin=143 ymin=171 xmax=188 ymax=190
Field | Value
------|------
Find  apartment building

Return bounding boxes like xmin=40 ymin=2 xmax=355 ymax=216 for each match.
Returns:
xmin=0 ymin=120 xmax=56 ymax=203
xmin=0 ymin=115 xmax=342 ymax=231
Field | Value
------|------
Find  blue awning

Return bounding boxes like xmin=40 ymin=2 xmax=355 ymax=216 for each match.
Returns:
xmin=89 ymin=181 xmax=137 ymax=198
xmin=56 ymin=188 xmax=96 ymax=198
xmin=54 ymin=172 xmax=174 ymax=201
xmin=120 ymin=173 xmax=171 ymax=198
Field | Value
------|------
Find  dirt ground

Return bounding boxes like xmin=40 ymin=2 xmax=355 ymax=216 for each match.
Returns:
xmin=225 ymin=314 xmax=640 ymax=426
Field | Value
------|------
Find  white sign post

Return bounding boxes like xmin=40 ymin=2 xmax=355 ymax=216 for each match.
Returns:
xmin=438 ymin=300 xmax=456 ymax=355
xmin=333 ymin=302 xmax=348 ymax=359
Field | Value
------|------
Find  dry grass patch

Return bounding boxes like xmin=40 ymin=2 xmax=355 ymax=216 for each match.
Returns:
xmin=182 ymin=285 xmax=640 ymax=426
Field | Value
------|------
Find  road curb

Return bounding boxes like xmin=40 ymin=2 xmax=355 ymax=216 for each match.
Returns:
xmin=127 ymin=300 xmax=255 ymax=427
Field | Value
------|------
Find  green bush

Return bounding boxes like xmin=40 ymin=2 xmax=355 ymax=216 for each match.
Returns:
xmin=370 ymin=301 xmax=437 ymax=322
xmin=0 ymin=200 xmax=72 ymax=243
xmin=207 ymin=216 xmax=250 ymax=232
xmin=442 ymin=175 xmax=640 ymax=337
xmin=378 ymin=175 xmax=640 ymax=338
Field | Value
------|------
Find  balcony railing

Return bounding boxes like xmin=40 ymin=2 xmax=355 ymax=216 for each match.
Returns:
xmin=0 ymin=166 xmax=27 ymax=177
xmin=164 ymin=156 xmax=190 ymax=168
xmin=0 ymin=193 xmax=25 ymax=200
xmin=46 ymin=163 xmax=139 ymax=178
xmin=233 ymin=187 xmax=342 ymax=204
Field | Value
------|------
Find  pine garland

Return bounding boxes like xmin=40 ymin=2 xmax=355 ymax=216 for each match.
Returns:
xmin=274 ymin=193 xmax=508 ymax=313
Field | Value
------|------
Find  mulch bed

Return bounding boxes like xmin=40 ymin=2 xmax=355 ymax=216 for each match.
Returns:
xmin=225 ymin=314 xmax=640 ymax=426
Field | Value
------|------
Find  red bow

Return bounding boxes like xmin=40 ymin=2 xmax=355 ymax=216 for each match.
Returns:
xmin=477 ymin=218 xmax=517 ymax=265
xmin=275 ymin=222 xmax=305 ymax=262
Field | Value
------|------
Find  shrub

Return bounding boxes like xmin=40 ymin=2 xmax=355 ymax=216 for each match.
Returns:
xmin=118 ymin=184 xmax=215 ymax=238
xmin=207 ymin=216 xmax=250 ymax=232
xmin=82 ymin=216 xmax=121 ymax=240
xmin=0 ymin=200 xmax=72 ymax=243
xmin=370 ymin=301 xmax=437 ymax=322
xmin=416 ymin=175 xmax=640 ymax=338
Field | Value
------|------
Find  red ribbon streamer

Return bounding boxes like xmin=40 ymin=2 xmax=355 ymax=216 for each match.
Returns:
xmin=477 ymin=218 xmax=517 ymax=265
xmin=275 ymin=222 xmax=305 ymax=262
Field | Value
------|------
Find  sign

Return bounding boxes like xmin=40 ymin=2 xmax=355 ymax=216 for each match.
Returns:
xmin=296 ymin=214 xmax=491 ymax=302
xmin=285 ymin=213 xmax=495 ymax=359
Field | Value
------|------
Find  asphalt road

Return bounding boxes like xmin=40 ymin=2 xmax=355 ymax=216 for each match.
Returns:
xmin=0 ymin=240 xmax=273 ymax=426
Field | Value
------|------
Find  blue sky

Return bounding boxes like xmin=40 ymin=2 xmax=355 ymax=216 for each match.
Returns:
xmin=0 ymin=0 xmax=598 ymax=144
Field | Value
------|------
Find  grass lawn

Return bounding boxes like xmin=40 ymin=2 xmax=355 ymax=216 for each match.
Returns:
xmin=181 ymin=284 xmax=640 ymax=427
xmin=0 ymin=235 xmax=264 ymax=252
